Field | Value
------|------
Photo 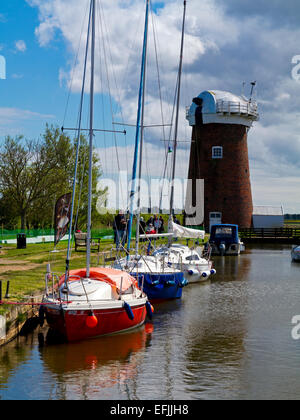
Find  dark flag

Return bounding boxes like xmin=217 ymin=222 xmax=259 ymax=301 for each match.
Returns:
xmin=54 ymin=193 xmax=72 ymax=246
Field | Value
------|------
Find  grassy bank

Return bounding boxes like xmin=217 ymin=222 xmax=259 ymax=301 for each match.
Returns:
xmin=1 ymin=235 xmax=202 ymax=316
xmin=0 ymin=239 xmax=114 ymax=316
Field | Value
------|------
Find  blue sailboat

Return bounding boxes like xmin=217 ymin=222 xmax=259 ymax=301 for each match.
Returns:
xmin=114 ymin=0 xmax=188 ymax=302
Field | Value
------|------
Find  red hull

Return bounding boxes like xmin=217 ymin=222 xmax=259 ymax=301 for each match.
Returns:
xmin=45 ymin=305 xmax=147 ymax=342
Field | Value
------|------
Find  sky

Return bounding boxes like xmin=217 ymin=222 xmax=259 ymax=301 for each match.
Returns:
xmin=1 ymin=0 xmax=300 ymax=213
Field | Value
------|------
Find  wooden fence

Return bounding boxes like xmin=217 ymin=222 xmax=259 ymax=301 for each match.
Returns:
xmin=239 ymin=228 xmax=300 ymax=243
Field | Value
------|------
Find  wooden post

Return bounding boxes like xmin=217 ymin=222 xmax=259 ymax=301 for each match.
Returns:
xmin=5 ymin=281 xmax=10 ymax=299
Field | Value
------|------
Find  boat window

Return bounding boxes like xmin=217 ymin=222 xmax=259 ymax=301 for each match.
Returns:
xmin=186 ymin=255 xmax=200 ymax=261
xmin=215 ymin=227 xmax=233 ymax=238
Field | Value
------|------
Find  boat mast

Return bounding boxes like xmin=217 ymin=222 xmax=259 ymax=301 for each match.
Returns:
xmin=86 ymin=0 xmax=96 ymax=278
xmin=127 ymin=0 xmax=150 ymax=260
xmin=135 ymin=1 xmax=150 ymax=256
xmin=64 ymin=0 xmax=92 ymax=287
xmin=169 ymin=0 xmax=187 ymax=226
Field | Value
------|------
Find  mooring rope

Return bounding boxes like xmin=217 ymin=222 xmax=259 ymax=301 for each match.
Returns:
xmin=0 ymin=301 xmax=72 ymax=306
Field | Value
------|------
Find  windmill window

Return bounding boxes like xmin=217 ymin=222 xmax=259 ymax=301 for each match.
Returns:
xmin=212 ymin=146 xmax=223 ymax=159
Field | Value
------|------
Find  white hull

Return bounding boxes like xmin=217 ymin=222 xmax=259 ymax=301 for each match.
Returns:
xmin=153 ymin=244 xmax=216 ymax=283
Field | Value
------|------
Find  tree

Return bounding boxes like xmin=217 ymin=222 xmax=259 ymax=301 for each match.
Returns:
xmin=0 ymin=191 xmax=18 ymax=229
xmin=0 ymin=126 xmax=106 ymax=231
xmin=0 ymin=129 xmax=75 ymax=230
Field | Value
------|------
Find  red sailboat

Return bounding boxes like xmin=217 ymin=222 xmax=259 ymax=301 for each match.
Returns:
xmin=42 ymin=0 xmax=152 ymax=342
xmin=43 ymin=268 xmax=149 ymax=342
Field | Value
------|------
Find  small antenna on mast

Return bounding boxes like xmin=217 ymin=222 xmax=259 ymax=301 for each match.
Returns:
xmin=249 ymin=81 xmax=256 ymax=101
xmin=241 ymin=82 xmax=246 ymax=97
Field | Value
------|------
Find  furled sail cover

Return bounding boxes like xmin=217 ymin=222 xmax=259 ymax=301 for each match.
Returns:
xmin=60 ymin=268 xmax=138 ymax=293
xmin=170 ymin=222 xmax=205 ymax=239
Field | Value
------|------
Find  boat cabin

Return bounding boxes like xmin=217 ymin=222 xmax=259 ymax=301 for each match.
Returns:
xmin=208 ymin=224 xmax=244 ymax=256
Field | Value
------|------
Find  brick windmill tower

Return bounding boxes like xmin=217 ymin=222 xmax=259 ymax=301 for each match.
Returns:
xmin=186 ymin=89 xmax=259 ymax=232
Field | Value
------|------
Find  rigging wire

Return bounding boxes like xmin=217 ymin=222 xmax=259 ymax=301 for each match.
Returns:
xmin=64 ymin=0 xmax=93 ymax=274
xmin=97 ymin=0 xmax=133 ymax=211
xmin=96 ymin=1 xmax=108 ymax=177
xmin=158 ymin=74 xmax=179 ymax=212
xmin=62 ymin=0 xmax=91 ymax=128
xmin=97 ymin=1 xmax=121 ymax=174
xmin=98 ymin=0 xmax=131 ymax=179
xmin=150 ymin=2 xmax=167 ymax=154
xmin=140 ymin=1 xmax=176 ymax=215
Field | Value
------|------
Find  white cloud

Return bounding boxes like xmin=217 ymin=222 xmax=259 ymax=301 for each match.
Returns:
xmin=0 ymin=108 xmax=55 ymax=136
xmin=27 ymin=0 xmax=300 ymax=212
xmin=95 ymin=140 xmax=190 ymax=212
xmin=15 ymin=40 xmax=27 ymax=53
xmin=11 ymin=74 xmax=24 ymax=80
xmin=0 ymin=107 xmax=54 ymax=120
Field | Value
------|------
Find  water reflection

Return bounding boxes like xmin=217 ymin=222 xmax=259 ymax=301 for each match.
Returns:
xmin=2 ymin=245 xmax=300 ymax=400
xmin=179 ymin=254 xmax=252 ymax=399
xmin=0 ymin=335 xmax=33 ymax=391
xmin=212 ymin=253 xmax=251 ymax=281
xmin=39 ymin=324 xmax=153 ymax=400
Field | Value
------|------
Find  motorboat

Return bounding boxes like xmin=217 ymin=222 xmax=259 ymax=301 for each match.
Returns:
xmin=291 ymin=245 xmax=300 ymax=262
xmin=206 ymin=224 xmax=245 ymax=256
xmin=153 ymin=243 xmax=216 ymax=283
xmin=148 ymin=221 xmax=216 ymax=283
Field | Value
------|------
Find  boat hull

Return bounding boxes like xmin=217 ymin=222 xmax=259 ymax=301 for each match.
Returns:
xmin=45 ymin=304 xmax=147 ymax=342
xmin=209 ymin=242 xmax=244 ymax=256
xmin=184 ymin=270 xmax=211 ymax=284
xmin=135 ymin=272 xmax=185 ymax=303
xmin=179 ymin=262 xmax=213 ymax=284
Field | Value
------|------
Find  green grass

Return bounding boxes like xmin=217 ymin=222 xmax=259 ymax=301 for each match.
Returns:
xmin=0 ymin=234 xmax=208 ymax=317
xmin=0 ymin=241 xmax=107 ymax=315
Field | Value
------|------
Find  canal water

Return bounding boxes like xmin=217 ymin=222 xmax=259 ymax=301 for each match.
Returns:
xmin=1 ymin=244 xmax=300 ymax=400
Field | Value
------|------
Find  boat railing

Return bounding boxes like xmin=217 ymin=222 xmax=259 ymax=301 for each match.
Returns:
xmin=202 ymin=243 xmax=212 ymax=261
xmin=139 ymin=274 xmax=145 ymax=295
xmin=45 ymin=272 xmax=61 ymax=300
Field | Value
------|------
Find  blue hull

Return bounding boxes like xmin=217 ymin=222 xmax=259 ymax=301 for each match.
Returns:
xmin=134 ymin=272 xmax=187 ymax=302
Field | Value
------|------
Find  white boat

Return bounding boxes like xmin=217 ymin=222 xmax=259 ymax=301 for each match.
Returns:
xmin=291 ymin=245 xmax=300 ymax=262
xmin=153 ymin=242 xmax=216 ymax=284
xmin=148 ymin=221 xmax=216 ymax=283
